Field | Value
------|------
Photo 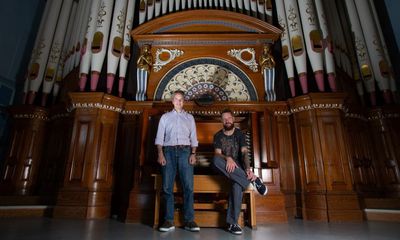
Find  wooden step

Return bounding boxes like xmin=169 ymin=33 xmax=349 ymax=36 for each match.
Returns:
xmin=364 ymin=209 xmax=400 ymax=222
xmin=0 ymin=205 xmax=53 ymax=218
xmin=173 ymin=210 xmax=244 ymax=227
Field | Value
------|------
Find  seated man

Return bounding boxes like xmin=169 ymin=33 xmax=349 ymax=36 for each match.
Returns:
xmin=211 ymin=109 xmax=267 ymax=235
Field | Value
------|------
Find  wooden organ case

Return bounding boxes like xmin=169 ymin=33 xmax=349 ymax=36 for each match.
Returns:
xmin=121 ymin=10 xmax=290 ymax=226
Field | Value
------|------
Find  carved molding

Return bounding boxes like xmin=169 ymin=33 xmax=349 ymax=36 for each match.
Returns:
xmin=13 ymin=113 xmax=49 ymax=121
xmin=68 ymin=103 xmax=123 ymax=113
xmin=153 ymin=48 xmax=184 ymax=72
xmin=227 ymin=48 xmax=258 ymax=72
xmin=121 ymin=110 xmax=142 ymax=115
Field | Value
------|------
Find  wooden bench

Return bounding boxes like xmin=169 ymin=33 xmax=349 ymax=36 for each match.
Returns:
xmin=152 ymin=174 xmax=256 ymax=229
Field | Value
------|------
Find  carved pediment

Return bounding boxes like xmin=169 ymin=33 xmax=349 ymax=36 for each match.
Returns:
xmin=132 ymin=10 xmax=282 ymax=44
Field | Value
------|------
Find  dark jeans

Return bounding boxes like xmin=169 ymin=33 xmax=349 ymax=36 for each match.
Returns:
xmin=161 ymin=146 xmax=194 ymax=223
xmin=211 ymin=155 xmax=250 ymax=225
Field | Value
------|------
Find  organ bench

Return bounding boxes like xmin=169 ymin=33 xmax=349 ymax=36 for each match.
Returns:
xmin=152 ymin=174 xmax=256 ymax=229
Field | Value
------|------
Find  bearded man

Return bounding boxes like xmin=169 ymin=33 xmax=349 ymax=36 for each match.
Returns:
xmin=212 ymin=109 xmax=268 ymax=235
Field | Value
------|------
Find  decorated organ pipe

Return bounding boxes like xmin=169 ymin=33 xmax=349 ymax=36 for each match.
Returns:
xmin=64 ymin=0 xmax=86 ymax=77
xmin=264 ymin=0 xmax=272 ymax=24
xmin=344 ymin=0 xmax=376 ymax=105
xmin=169 ymin=0 xmax=174 ymax=12
xmin=275 ymin=0 xmax=295 ymax=97
xmin=230 ymin=0 xmax=236 ymax=11
xmin=335 ymin=1 xmax=356 ymax=78
xmin=79 ymin=0 xmax=101 ymax=91
xmin=27 ymin=0 xmax=63 ymax=104
xmin=53 ymin=1 xmax=78 ymax=100
xmin=250 ymin=0 xmax=257 ymax=17
xmin=155 ymin=0 xmax=161 ymax=16
xmin=106 ymin=0 xmax=128 ymax=94
xmin=41 ymin=0 xmax=74 ymax=107
xmin=354 ymin=0 xmax=392 ymax=104
xmin=368 ymin=0 xmax=398 ymax=102
xmin=256 ymin=0 xmax=264 ymax=21
xmin=147 ymin=0 xmax=155 ymax=20
xmin=22 ymin=0 xmax=52 ymax=103
xmin=324 ymin=0 xmax=350 ymax=76
xmin=162 ymin=0 xmax=168 ymax=14
xmin=314 ymin=0 xmax=336 ymax=92
xmin=139 ymin=0 xmax=147 ymax=24
xmin=284 ymin=0 xmax=308 ymax=94
xmin=21 ymin=0 xmax=398 ymax=106
xmin=297 ymin=0 xmax=324 ymax=92
xmin=118 ymin=0 xmax=136 ymax=97
xmin=74 ymin=0 xmax=93 ymax=69
xmin=237 ymin=0 xmax=243 ymax=12
xmin=90 ymin=0 xmax=115 ymax=91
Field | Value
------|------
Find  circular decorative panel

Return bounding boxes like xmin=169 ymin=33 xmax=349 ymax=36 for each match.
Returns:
xmin=154 ymin=58 xmax=257 ymax=101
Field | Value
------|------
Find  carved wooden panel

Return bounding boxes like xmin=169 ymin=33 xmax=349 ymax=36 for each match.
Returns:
xmin=0 ymin=105 xmax=48 ymax=196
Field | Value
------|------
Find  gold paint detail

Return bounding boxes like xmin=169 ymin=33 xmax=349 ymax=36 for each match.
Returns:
xmin=112 ymin=37 xmax=123 ymax=57
xmin=361 ymin=64 xmax=372 ymax=80
xmin=92 ymin=32 xmax=104 ymax=53
xmin=292 ymin=35 xmax=304 ymax=56
xmin=29 ymin=63 xmax=40 ymax=80
xmin=44 ymin=68 xmax=55 ymax=82
xmin=310 ymin=30 xmax=323 ymax=52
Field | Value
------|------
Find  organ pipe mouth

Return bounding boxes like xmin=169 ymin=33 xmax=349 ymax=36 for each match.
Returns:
xmin=112 ymin=37 xmax=123 ymax=57
xmin=29 ymin=63 xmax=39 ymax=80
xmin=310 ymin=30 xmax=323 ymax=52
xmin=291 ymin=36 xmax=304 ymax=56
xmin=361 ymin=65 xmax=372 ymax=80
xmin=92 ymin=32 xmax=104 ymax=53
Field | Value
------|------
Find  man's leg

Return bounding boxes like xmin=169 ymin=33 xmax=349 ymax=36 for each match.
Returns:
xmin=212 ymin=155 xmax=250 ymax=190
xmin=226 ymin=182 xmax=243 ymax=225
xmin=161 ymin=147 xmax=177 ymax=222
xmin=177 ymin=147 xmax=194 ymax=223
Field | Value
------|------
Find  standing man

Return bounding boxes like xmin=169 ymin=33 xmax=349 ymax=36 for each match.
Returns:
xmin=212 ymin=109 xmax=268 ymax=235
xmin=155 ymin=90 xmax=200 ymax=232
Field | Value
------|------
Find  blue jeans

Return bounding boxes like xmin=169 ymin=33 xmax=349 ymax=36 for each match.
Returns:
xmin=161 ymin=146 xmax=194 ymax=223
xmin=211 ymin=155 xmax=250 ymax=225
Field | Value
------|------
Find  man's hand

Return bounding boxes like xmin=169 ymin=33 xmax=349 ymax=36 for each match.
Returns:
xmin=226 ymin=157 xmax=238 ymax=173
xmin=189 ymin=154 xmax=197 ymax=165
xmin=158 ymin=154 xmax=166 ymax=166
xmin=246 ymin=169 xmax=257 ymax=181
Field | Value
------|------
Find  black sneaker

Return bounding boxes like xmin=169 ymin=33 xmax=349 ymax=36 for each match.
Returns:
xmin=159 ymin=221 xmax=175 ymax=232
xmin=228 ymin=224 xmax=243 ymax=235
xmin=253 ymin=177 xmax=268 ymax=195
xmin=184 ymin=221 xmax=200 ymax=232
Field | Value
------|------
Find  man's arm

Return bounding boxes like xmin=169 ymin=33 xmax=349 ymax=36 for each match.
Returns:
xmin=215 ymin=148 xmax=238 ymax=173
xmin=241 ymin=147 xmax=256 ymax=181
xmin=157 ymin=144 xmax=166 ymax=166
xmin=155 ymin=116 xmax=166 ymax=166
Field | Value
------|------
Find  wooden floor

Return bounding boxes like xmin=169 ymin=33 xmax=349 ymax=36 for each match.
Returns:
xmin=1 ymin=217 xmax=400 ymax=240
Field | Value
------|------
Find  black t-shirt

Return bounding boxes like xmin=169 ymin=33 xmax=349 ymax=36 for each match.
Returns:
xmin=213 ymin=128 xmax=247 ymax=167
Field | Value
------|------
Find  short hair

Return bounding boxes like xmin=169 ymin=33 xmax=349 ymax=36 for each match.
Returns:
xmin=221 ymin=108 xmax=234 ymax=117
xmin=172 ymin=90 xmax=185 ymax=98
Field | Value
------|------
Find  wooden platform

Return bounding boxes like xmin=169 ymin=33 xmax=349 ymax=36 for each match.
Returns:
xmin=152 ymin=174 xmax=256 ymax=228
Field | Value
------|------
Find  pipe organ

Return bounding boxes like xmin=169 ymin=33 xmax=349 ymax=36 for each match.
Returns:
xmin=1 ymin=0 xmax=400 ymax=225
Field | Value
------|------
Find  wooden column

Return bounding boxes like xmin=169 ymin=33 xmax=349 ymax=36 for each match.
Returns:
xmin=255 ymin=108 xmax=288 ymax=223
xmin=289 ymin=93 xmax=363 ymax=222
xmin=37 ymin=105 xmax=72 ymax=204
xmin=125 ymin=103 xmax=158 ymax=224
xmin=53 ymin=93 xmax=125 ymax=219
xmin=274 ymin=108 xmax=302 ymax=219
xmin=367 ymin=107 xmax=400 ymax=198
xmin=343 ymin=109 xmax=381 ymax=197
xmin=0 ymin=105 xmax=48 ymax=196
